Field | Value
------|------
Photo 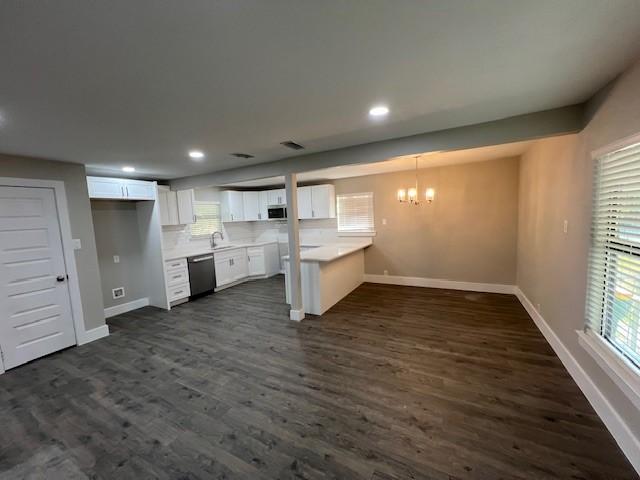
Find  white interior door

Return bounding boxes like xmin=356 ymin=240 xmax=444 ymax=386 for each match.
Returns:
xmin=0 ymin=186 xmax=76 ymax=370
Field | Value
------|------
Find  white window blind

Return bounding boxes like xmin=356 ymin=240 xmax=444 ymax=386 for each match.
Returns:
xmin=337 ymin=192 xmax=375 ymax=232
xmin=585 ymin=141 xmax=640 ymax=368
xmin=190 ymin=201 xmax=222 ymax=238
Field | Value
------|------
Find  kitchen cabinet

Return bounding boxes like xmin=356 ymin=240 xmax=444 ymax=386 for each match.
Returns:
xmin=164 ymin=258 xmax=190 ymax=303
xmin=247 ymin=247 xmax=265 ymax=276
xmin=158 ymin=187 xmax=194 ymax=225
xmin=259 ymin=191 xmax=270 ymax=221
xmin=87 ymin=176 xmax=156 ymax=201
xmin=268 ymin=189 xmax=286 ymax=206
xmin=242 ymin=192 xmax=261 ymax=221
xmin=297 ymin=186 xmax=313 ymax=219
xmin=221 ymin=191 xmax=245 ymax=222
xmin=177 ymin=189 xmax=196 ymax=224
xmin=214 ymin=247 xmax=249 ymax=287
xmin=310 ymin=184 xmax=336 ymax=218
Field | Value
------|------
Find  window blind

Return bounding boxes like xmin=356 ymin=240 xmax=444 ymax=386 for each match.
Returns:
xmin=585 ymin=141 xmax=640 ymax=368
xmin=190 ymin=201 xmax=222 ymax=238
xmin=337 ymin=192 xmax=375 ymax=232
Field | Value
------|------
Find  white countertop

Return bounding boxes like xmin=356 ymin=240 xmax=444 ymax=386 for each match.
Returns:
xmin=283 ymin=239 xmax=372 ymax=263
xmin=163 ymin=240 xmax=278 ymax=261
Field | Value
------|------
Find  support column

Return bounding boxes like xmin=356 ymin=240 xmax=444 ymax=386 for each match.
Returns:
xmin=285 ymin=173 xmax=305 ymax=321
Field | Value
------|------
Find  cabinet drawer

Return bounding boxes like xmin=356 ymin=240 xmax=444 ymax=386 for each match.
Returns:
xmin=165 ymin=258 xmax=187 ymax=270
xmin=214 ymin=247 xmax=245 ymax=261
xmin=247 ymin=246 xmax=264 ymax=256
xmin=166 ymin=267 xmax=189 ymax=287
xmin=168 ymin=283 xmax=190 ymax=302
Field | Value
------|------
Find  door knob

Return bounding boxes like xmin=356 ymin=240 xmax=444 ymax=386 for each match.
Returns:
xmin=56 ymin=275 xmax=66 ymax=282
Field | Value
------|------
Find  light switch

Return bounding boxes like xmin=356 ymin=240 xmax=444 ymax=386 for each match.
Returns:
xmin=72 ymin=238 xmax=82 ymax=250
xmin=563 ymin=220 xmax=568 ymax=234
xmin=382 ymin=218 xmax=387 ymax=225
xmin=113 ymin=255 xmax=120 ymax=263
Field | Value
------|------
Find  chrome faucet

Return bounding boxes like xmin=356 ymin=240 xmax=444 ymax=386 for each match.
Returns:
xmin=211 ymin=230 xmax=224 ymax=248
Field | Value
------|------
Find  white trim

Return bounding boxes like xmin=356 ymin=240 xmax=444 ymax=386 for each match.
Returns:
xmin=337 ymin=231 xmax=376 ymax=237
xmin=515 ymin=287 xmax=640 ymax=475
xmin=364 ymin=274 xmax=516 ymax=294
xmin=104 ymin=297 xmax=150 ymax=318
xmin=0 ymin=177 xmax=90 ymax=345
xmin=578 ymin=330 xmax=640 ymax=411
xmin=78 ymin=325 xmax=110 ymax=345
xmin=290 ymin=308 xmax=305 ymax=322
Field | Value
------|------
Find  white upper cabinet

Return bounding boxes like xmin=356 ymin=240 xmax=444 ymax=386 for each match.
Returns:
xmin=87 ymin=176 xmax=156 ymax=201
xmin=297 ymin=186 xmax=313 ymax=219
xmin=177 ymin=189 xmax=195 ymax=224
xmin=311 ymin=184 xmax=336 ymax=219
xmin=242 ymin=192 xmax=261 ymax=221
xmin=267 ymin=189 xmax=286 ymax=206
xmin=258 ymin=191 xmax=270 ymax=221
xmin=221 ymin=191 xmax=245 ymax=222
xmin=158 ymin=186 xmax=194 ymax=225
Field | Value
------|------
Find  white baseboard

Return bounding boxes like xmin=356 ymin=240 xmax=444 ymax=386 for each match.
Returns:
xmin=78 ymin=324 xmax=110 ymax=346
xmin=104 ymin=297 xmax=149 ymax=318
xmin=514 ymin=287 xmax=640 ymax=475
xmin=364 ymin=274 xmax=516 ymax=294
xmin=289 ymin=308 xmax=305 ymax=322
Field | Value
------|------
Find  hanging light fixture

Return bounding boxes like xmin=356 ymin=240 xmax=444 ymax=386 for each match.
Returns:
xmin=398 ymin=155 xmax=436 ymax=205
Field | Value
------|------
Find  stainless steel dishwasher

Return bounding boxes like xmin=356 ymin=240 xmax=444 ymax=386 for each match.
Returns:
xmin=187 ymin=254 xmax=216 ymax=297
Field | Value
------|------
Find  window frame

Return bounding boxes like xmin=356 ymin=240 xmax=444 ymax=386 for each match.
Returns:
xmin=189 ymin=200 xmax=223 ymax=239
xmin=336 ymin=191 xmax=376 ymax=237
xmin=582 ymin=131 xmax=640 ymax=410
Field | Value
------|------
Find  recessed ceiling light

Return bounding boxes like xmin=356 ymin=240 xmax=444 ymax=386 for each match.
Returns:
xmin=369 ymin=105 xmax=389 ymax=117
xmin=122 ymin=166 xmax=135 ymax=172
xmin=189 ymin=150 xmax=205 ymax=159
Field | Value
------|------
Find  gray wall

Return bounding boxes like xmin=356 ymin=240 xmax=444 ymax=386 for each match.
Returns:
xmin=0 ymin=154 xmax=105 ymax=330
xmin=517 ymin=57 xmax=640 ymax=438
xmin=333 ymin=156 xmax=520 ymax=284
xmin=91 ymin=200 xmax=147 ymax=309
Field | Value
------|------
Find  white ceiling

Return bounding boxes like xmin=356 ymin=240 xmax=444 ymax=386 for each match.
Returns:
xmin=1 ymin=1 xmax=639 ymax=180
xmin=223 ymin=139 xmax=534 ymax=187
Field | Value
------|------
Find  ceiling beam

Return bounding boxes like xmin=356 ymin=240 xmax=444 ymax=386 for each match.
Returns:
xmin=170 ymin=104 xmax=583 ymax=190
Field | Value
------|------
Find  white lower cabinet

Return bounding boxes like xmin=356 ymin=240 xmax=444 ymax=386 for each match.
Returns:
xmin=215 ymin=247 xmax=248 ymax=287
xmin=164 ymin=258 xmax=190 ymax=303
xmin=248 ymin=247 xmax=266 ymax=276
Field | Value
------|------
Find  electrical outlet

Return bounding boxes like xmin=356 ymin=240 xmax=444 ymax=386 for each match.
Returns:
xmin=382 ymin=218 xmax=387 ymax=225
xmin=112 ymin=287 xmax=125 ymax=299
xmin=563 ymin=220 xmax=568 ymax=234
xmin=536 ymin=302 xmax=541 ymax=312
xmin=113 ymin=255 xmax=120 ymax=263
xmin=384 ymin=269 xmax=389 ymax=276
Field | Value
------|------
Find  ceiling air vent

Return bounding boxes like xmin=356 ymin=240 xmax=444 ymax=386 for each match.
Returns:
xmin=230 ymin=153 xmax=254 ymax=159
xmin=280 ymin=141 xmax=305 ymax=150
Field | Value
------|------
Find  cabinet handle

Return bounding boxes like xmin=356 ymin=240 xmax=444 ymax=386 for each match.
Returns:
xmin=312 ymin=210 xmax=315 ymax=218
xmin=121 ymin=186 xmax=124 ymax=197
xmin=193 ymin=215 xmax=197 ymax=223
xmin=173 ymin=275 xmax=181 ymax=279
xmin=258 ymin=213 xmax=261 ymax=219
xmin=126 ymin=186 xmax=129 ymax=197
xmin=231 ymin=214 xmax=234 ymax=221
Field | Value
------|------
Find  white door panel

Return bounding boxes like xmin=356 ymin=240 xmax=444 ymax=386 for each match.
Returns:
xmin=0 ymin=186 xmax=76 ymax=370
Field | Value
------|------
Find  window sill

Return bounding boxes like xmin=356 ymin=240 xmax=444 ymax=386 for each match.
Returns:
xmin=577 ymin=330 xmax=640 ymax=410
xmin=337 ymin=231 xmax=376 ymax=238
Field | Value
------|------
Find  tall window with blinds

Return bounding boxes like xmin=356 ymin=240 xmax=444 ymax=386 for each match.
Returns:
xmin=336 ymin=192 xmax=375 ymax=233
xmin=585 ymin=140 xmax=640 ymax=368
xmin=190 ymin=201 xmax=223 ymax=238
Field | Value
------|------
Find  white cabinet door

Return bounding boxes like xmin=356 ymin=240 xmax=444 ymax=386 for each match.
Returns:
xmin=311 ymin=184 xmax=336 ymax=218
xmin=268 ymin=189 xmax=285 ymax=206
xmin=0 ymin=186 xmax=77 ymax=370
xmin=158 ymin=190 xmax=179 ymax=225
xmin=87 ymin=177 xmax=124 ymax=199
xmin=298 ymin=186 xmax=313 ymax=219
xmin=221 ymin=191 xmax=245 ymax=222
xmin=177 ymin=189 xmax=195 ymax=224
xmin=247 ymin=247 xmax=266 ymax=276
xmin=242 ymin=192 xmax=260 ymax=221
xmin=214 ymin=258 xmax=233 ymax=287
xmin=258 ymin=191 xmax=270 ymax=221
xmin=123 ymin=180 xmax=156 ymax=200
xmin=232 ymin=250 xmax=249 ymax=280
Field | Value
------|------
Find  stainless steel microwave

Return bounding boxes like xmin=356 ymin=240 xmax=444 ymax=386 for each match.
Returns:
xmin=267 ymin=206 xmax=287 ymax=219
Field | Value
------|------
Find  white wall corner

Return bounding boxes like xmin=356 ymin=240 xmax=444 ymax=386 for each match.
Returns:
xmin=78 ymin=324 xmax=110 ymax=346
xmin=514 ymin=287 xmax=640 ymax=475
xmin=290 ymin=308 xmax=305 ymax=322
xmin=104 ymin=297 xmax=150 ymax=319
xmin=363 ymin=274 xmax=516 ymax=295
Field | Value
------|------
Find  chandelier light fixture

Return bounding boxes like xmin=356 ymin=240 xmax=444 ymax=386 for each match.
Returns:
xmin=397 ymin=156 xmax=435 ymax=205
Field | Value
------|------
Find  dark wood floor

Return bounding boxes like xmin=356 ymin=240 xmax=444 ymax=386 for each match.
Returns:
xmin=0 ymin=276 xmax=635 ymax=479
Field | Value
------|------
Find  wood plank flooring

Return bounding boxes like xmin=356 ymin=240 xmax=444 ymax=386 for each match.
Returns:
xmin=0 ymin=276 xmax=636 ymax=479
